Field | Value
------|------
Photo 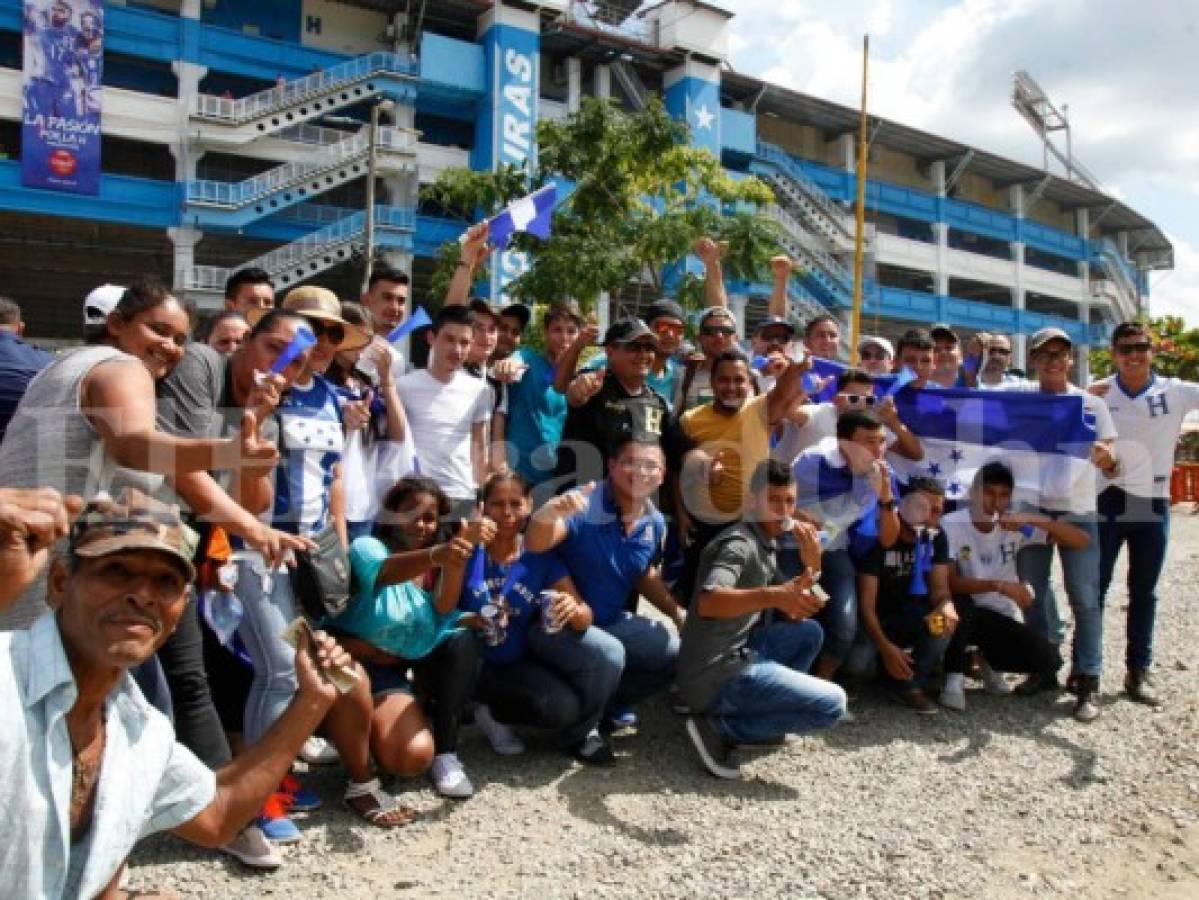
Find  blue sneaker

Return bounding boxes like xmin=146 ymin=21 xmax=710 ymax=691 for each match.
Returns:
xmin=257 ymin=794 xmax=302 ymax=844
xmin=280 ymin=775 xmax=322 ymax=812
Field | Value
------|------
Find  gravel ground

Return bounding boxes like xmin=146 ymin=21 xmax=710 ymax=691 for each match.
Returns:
xmin=131 ymin=513 xmax=1199 ymax=899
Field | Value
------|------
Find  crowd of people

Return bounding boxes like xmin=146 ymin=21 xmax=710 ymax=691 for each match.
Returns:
xmin=0 ymin=222 xmax=1193 ymax=896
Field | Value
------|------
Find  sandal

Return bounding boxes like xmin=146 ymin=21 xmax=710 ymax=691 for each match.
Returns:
xmin=343 ymin=778 xmax=417 ymax=828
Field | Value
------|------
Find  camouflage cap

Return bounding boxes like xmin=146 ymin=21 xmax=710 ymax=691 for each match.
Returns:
xmin=70 ymin=489 xmax=198 ymax=581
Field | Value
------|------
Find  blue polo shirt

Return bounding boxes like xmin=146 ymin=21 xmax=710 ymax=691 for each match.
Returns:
xmin=0 ymin=331 xmax=52 ymax=444
xmin=555 ymin=482 xmax=666 ymax=627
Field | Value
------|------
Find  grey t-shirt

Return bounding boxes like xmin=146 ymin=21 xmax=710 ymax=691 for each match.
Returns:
xmin=677 ymin=521 xmax=783 ymax=710
xmin=156 ymin=342 xmax=277 ymax=508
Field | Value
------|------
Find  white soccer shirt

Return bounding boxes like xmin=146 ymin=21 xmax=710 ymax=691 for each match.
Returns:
xmin=941 ymin=508 xmax=1045 ymax=620
xmin=1094 ymin=374 xmax=1199 ymax=499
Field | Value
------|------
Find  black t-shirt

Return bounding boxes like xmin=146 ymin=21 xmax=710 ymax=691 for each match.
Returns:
xmin=859 ymin=529 xmax=949 ymax=620
xmin=554 ymin=375 xmax=679 ymax=488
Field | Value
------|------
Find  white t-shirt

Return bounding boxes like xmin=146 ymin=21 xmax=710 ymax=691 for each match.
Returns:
xmin=396 ymin=368 xmax=491 ymax=500
xmin=1006 ymin=381 xmax=1116 ymax=513
xmin=774 ymin=402 xmax=836 ymax=464
xmin=941 ymin=508 xmax=1045 ymax=620
xmin=1094 ymin=374 xmax=1199 ymax=499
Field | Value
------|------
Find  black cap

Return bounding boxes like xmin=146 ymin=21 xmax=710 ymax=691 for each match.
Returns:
xmin=645 ymin=299 xmax=685 ymax=325
xmin=930 ymin=323 xmax=959 ymax=344
xmin=754 ymin=315 xmax=797 ymax=337
xmin=603 ymin=318 xmax=659 ymax=347
xmin=498 ymin=302 xmax=531 ymax=330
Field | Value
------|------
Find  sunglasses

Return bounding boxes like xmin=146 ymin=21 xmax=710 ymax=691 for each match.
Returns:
xmin=1114 ymin=342 xmax=1152 ymax=355
xmin=701 ymin=326 xmax=736 ymax=337
xmin=860 ymin=350 xmax=888 ymax=361
xmin=988 ymin=347 xmax=1012 ymax=356
xmin=653 ymin=322 xmax=685 ymax=336
xmin=303 ymin=318 xmax=345 ymax=345
xmin=622 ymin=342 xmax=658 ymax=354
xmin=842 ymin=394 xmax=877 ymax=406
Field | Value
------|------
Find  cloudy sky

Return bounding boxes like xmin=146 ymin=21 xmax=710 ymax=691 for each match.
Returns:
xmin=722 ymin=0 xmax=1199 ymax=325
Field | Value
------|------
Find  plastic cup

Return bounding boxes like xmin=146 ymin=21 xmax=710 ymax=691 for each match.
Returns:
xmin=538 ymin=592 xmax=564 ymax=634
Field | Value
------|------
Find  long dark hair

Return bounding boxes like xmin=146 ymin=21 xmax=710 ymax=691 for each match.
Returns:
xmin=374 ymin=476 xmax=450 ymax=549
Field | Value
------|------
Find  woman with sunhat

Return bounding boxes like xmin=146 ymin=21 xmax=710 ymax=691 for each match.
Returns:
xmin=239 ymin=287 xmax=414 ymax=835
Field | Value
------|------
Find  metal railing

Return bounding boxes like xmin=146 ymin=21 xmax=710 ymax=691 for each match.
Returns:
xmin=770 ymin=206 xmax=854 ymax=294
xmin=186 ymin=127 xmax=416 ymax=207
xmin=758 ymin=142 xmax=854 ymax=240
xmin=612 ymin=58 xmax=648 ymax=109
xmin=192 ymin=51 xmax=416 ymax=124
xmin=184 ymin=206 xmax=415 ymax=291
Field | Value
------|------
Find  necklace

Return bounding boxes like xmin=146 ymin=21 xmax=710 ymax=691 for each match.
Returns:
xmin=70 ymin=721 xmax=106 ymax=838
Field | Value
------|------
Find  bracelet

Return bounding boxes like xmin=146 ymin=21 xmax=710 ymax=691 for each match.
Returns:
xmin=878 ymin=499 xmax=896 ymax=510
xmin=456 ymin=260 xmax=471 ymax=269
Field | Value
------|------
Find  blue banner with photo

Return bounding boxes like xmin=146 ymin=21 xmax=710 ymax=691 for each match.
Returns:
xmin=21 ymin=0 xmax=104 ymax=194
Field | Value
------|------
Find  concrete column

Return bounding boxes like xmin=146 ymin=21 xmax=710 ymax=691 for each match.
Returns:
xmin=594 ymin=64 xmax=611 ymax=99
xmin=1075 ymin=207 xmax=1090 ymax=281
xmin=932 ymin=223 xmax=950 ymax=296
xmin=1011 ymin=241 xmax=1027 ymax=365
xmin=167 ymin=227 xmax=206 ymax=306
xmin=566 ymin=57 xmax=582 ymax=112
xmin=472 ymin=3 xmax=540 ymax=303
xmin=837 ymin=134 xmax=855 ymax=173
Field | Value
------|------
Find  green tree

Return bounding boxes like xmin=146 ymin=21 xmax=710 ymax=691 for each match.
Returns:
xmin=421 ymin=97 xmax=782 ymax=312
xmin=1089 ymin=315 xmax=1199 ymax=380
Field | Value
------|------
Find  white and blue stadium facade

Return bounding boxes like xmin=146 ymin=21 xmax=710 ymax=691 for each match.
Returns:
xmin=0 ymin=0 xmax=1172 ymax=377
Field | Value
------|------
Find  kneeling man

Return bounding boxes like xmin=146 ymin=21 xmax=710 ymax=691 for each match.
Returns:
xmin=678 ymin=460 xmax=846 ymax=779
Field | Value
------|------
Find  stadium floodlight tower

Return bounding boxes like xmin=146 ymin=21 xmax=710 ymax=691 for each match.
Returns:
xmin=1011 ymin=70 xmax=1102 ymax=190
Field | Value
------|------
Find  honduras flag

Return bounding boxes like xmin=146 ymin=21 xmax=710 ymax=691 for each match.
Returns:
xmin=885 ymin=385 xmax=1098 ymax=504
xmin=485 ymin=184 xmax=558 ymax=250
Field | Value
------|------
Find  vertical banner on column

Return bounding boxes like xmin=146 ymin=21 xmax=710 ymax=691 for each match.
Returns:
xmin=22 ymin=0 xmax=104 ymax=194
xmin=474 ymin=17 xmax=539 ymax=304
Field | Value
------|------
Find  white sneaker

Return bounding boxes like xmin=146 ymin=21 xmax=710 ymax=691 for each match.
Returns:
xmin=430 ymin=753 xmax=474 ymax=799
xmin=474 ymin=705 xmax=525 ymax=756
xmin=981 ymin=663 xmax=1013 ymax=695
xmin=939 ymin=674 xmax=967 ymax=711
xmin=221 ymin=825 xmax=283 ymax=869
xmin=299 ymin=735 xmax=340 ymax=766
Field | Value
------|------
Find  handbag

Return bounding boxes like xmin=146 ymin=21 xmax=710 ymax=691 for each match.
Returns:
xmin=289 ymin=522 xmax=352 ymax=621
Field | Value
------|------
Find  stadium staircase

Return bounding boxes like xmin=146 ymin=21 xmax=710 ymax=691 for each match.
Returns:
xmin=189 ymin=52 xmax=417 ymax=145
xmin=185 ymin=124 xmax=417 ymax=230
xmin=184 ymin=205 xmax=414 ymax=297
xmin=182 ymin=53 xmax=419 ymax=303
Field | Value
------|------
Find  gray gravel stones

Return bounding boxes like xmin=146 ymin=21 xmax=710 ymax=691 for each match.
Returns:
xmin=129 ymin=515 xmax=1199 ymax=898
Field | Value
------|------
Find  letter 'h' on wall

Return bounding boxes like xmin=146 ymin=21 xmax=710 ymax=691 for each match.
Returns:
xmin=472 ymin=3 xmax=540 ymax=305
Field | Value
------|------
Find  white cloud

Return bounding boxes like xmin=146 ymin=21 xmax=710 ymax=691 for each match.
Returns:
xmin=727 ymin=0 xmax=1198 ymax=326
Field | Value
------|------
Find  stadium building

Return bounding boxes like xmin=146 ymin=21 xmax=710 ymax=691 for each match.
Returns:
xmin=0 ymin=0 xmax=1173 ymax=376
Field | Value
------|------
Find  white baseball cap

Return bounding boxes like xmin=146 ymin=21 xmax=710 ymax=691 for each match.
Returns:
xmin=83 ymin=284 xmax=125 ymax=327
xmin=858 ymin=335 xmax=894 ymax=357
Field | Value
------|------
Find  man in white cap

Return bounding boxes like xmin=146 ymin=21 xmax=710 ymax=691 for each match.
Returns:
xmin=81 ymin=283 xmax=124 ymax=344
xmin=857 ymin=335 xmax=893 ymax=376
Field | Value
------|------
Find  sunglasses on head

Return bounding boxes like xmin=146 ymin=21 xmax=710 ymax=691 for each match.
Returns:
xmin=701 ymin=326 xmax=736 ymax=337
xmin=303 ymin=317 xmax=345 ymax=345
xmin=1114 ymin=341 xmax=1152 ymax=355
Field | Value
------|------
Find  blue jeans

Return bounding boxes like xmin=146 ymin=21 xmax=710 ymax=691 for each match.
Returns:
xmin=706 ymin=619 xmax=847 ymax=744
xmin=600 ymin=612 xmax=679 ymax=707
xmin=233 ymin=554 xmax=300 ymax=744
xmin=816 ymin=549 xmax=858 ymax=664
xmin=1098 ymin=488 xmax=1170 ymax=671
xmin=346 ymin=520 xmax=374 ymax=542
xmin=518 ymin=625 xmax=626 ymax=746
xmin=1016 ymin=511 xmax=1102 ymax=679
xmin=879 ymin=607 xmax=950 ymax=691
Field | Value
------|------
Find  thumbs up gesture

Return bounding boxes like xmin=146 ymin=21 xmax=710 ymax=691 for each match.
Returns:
xmin=460 ymin=501 xmax=497 ymax=546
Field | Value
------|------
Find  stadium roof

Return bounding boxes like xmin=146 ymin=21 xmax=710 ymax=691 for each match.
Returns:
xmin=720 ymin=71 xmax=1172 ymax=268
